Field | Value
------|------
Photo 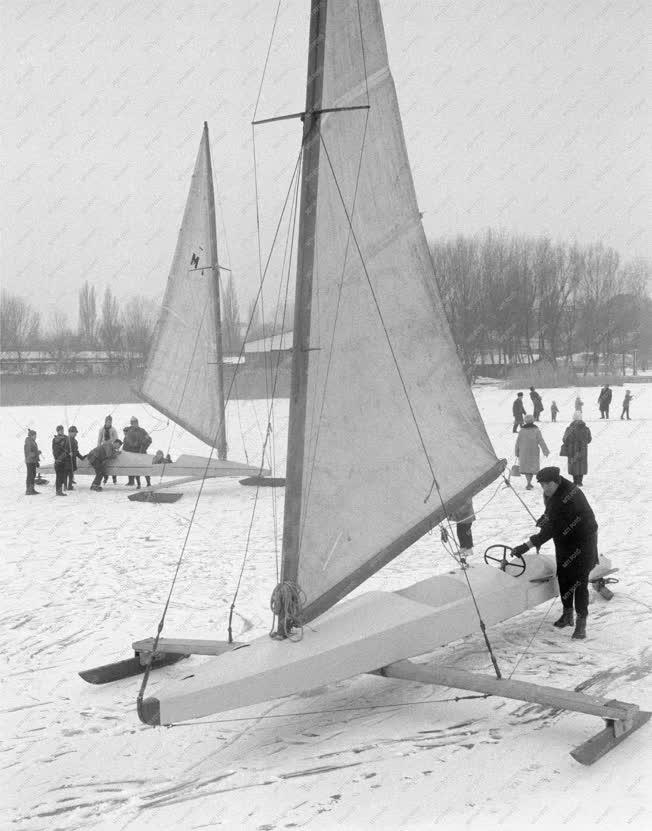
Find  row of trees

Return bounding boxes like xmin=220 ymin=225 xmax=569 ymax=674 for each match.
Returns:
xmin=431 ymin=233 xmax=651 ymax=378
xmin=0 ymin=274 xmax=263 ymax=369
xmin=1 ymin=286 xmax=158 ymax=365
xmin=2 ymin=233 xmax=651 ymax=377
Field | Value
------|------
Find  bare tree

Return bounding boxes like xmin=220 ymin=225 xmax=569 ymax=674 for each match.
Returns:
xmin=0 ymin=291 xmax=41 ymax=357
xmin=578 ymin=244 xmax=620 ymax=373
xmin=78 ymin=281 xmax=97 ymax=348
xmin=532 ymin=240 xmax=583 ymax=365
xmin=432 ymin=235 xmax=485 ymax=379
xmin=99 ymin=287 xmax=122 ymax=352
xmin=220 ymin=274 xmax=241 ymax=354
xmin=46 ymin=310 xmax=75 ymax=371
xmin=122 ymin=296 xmax=156 ymax=371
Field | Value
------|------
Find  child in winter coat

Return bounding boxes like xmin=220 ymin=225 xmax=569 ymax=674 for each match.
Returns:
xmin=621 ymin=391 xmax=633 ymax=420
xmin=550 ymin=401 xmax=559 ymax=422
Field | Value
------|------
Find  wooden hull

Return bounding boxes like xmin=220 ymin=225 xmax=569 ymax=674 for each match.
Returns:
xmin=41 ymin=452 xmax=268 ymax=479
xmin=139 ymin=555 xmax=613 ymax=726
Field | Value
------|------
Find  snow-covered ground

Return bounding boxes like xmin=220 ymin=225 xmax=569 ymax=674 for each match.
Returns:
xmin=1 ymin=386 xmax=650 ymax=830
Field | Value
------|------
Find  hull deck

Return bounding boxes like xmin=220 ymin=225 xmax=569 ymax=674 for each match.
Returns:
xmin=140 ymin=555 xmax=613 ymax=726
xmin=42 ymin=452 xmax=267 ymax=479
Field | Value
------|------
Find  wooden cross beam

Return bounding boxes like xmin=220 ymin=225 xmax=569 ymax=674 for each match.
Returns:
xmin=373 ymin=659 xmax=650 ymax=765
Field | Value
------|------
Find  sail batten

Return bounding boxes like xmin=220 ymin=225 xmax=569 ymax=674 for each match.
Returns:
xmin=139 ymin=126 xmax=228 ymax=452
xmin=280 ymin=0 xmax=503 ymax=621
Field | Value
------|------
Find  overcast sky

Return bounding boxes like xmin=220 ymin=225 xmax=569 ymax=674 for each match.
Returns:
xmin=4 ymin=0 xmax=650 ymax=326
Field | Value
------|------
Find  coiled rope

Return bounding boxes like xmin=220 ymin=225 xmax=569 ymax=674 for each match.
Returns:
xmin=270 ymin=581 xmax=306 ymax=641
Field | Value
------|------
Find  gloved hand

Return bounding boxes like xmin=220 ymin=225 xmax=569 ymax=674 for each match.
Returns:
xmin=510 ymin=543 xmax=529 ymax=558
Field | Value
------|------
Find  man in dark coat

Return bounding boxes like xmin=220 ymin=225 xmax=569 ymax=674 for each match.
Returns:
xmin=24 ymin=429 xmax=40 ymax=495
xmin=87 ymin=439 xmax=123 ymax=491
xmin=65 ymin=426 xmax=84 ymax=491
xmin=123 ymin=417 xmax=152 ymax=488
xmin=512 ymin=392 xmax=526 ymax=433
xmin=598 ymin=384 xmax=612 ymax=418
xmin=52 ymin=425 xmax=68 ymax=496
xmin=529 ymin=386 xmax=544 ymax=421
xmin=510 ymin=466 xmax=598 ymax=640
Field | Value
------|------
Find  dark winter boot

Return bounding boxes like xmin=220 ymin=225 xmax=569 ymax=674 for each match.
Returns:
xmin=572 ymin=616 xmax=587 ymax=639
xmin=553 ymin=608 xmax=574 ymax=628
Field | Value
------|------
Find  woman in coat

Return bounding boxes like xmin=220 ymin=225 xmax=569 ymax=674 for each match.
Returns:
xmin=97 ymin=415 xmax=119 ymax=484
xmin=562 ymin=411 xmax=592 ymax=485
xmin=515 ymin=414 xmax=550 ymax=489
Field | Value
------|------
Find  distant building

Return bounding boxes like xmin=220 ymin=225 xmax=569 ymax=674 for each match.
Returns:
xmin=244 ymin=332 xmax=293 ymax=369
xmin=0 ymin=350 xmax=135 ymax=376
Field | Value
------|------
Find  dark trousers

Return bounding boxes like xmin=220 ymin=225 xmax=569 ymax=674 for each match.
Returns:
xmin=26 ymin=463 xmax=36 ymax=492
xmin=557 ymin=535 xmax=597 ymax=617
xmin=512 ymin=417 xmax=523 ymax=433
xmin=55 ymin=461 xmax=67 ymax=492
xmin=457 ymin=522 xmax=474 ymax=549
xmin=572 ymin=474 xmax=584 ymax=485
xmin=67 ymin=468 xmax=76 ymax=488
xmin=621 ymin=406 xmax=630 ymax=419
xmin=91 ymin=462 xmax=105 ymax=487
xmin=128 ymin=476 xmax=151 ymax=487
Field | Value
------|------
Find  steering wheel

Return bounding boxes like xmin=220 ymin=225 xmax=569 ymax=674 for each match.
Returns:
xmin=483 ymin=544 xmax=526 ymax=577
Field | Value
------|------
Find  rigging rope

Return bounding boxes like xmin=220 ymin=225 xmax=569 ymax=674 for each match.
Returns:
xmin=159 ymin=693 xmax=491 ymax=727
xmin=314 ymin=126 xmax=506 ymax=678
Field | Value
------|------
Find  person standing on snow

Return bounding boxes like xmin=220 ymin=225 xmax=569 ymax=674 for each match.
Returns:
xmin=52 ymin=425 xmax=68 ymax=496
xmin=529 ymin=386 xmax=544 ymax=421
xmin=24 ymin=429 xmax=40 ymax=495
xmin=450 ymin=497 xmax=476 ymax=560
xmin=65 ymin=426 xmax=84 ymax=491
xmin=561 ymin=410 xmax=592 ymax=486
xmin=510 ymin=466 xmax=598 ymax=640
xmin=512 ymin=392 xmax=526 ymax=433
xmin=97 ymin=415 xmax=119 ymax=484
xmin=620 ymin=390 xmax=634 ymax=420
xmin=598 ymin=385 xmax=612 ymax=418
xmin=515 ymin=414 xmax=550 ymax=489
xmin=123 ymin=416 xmax=152 ymax=488
xmin=550 ymin=401 xmax=559 ymax=422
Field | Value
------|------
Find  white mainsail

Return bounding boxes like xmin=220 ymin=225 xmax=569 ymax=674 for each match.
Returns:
xmin=139 ymin=123 xmax=227 ymax=456
xmin=281 ymin=0 xmax=504 ymax=624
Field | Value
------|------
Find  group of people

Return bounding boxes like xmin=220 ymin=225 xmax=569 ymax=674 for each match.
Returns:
xmin=93 ymin=415 xmax=153 ymax=490
xmin=597 ymin=384 xmax=634 ymax=420
xmin=454 ymin=383 xmax=637 ymax=642
xmin=511 ymin=386 xmax=545 ymax=432
xmin=511 ymin=385 xmax=635 ymax=489
xmin=22 ymin=414 xmax=166 ymax=495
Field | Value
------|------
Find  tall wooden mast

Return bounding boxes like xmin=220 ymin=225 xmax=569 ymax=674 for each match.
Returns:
xmin=203 ymin=121 xmax=228 ymax=460
xmin=279 ymin=0 xmax=328 ymax=614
